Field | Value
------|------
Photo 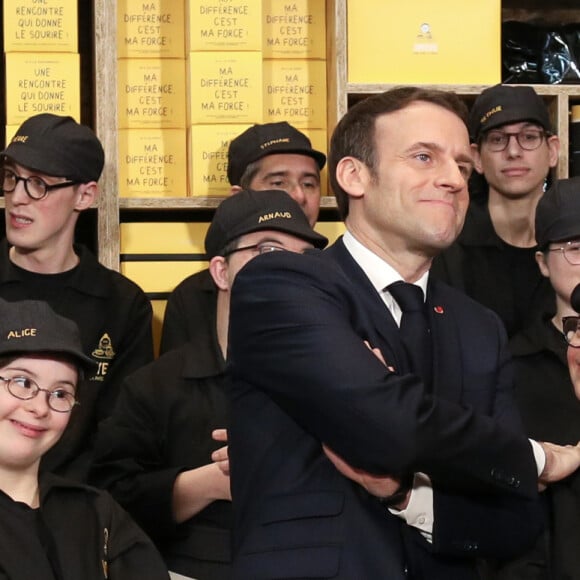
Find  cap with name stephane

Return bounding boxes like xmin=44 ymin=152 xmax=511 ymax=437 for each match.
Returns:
xmin=535 ymin=176 xmax=580 ymax=249
xmin=0 ymin=299 xmax=95 ymax=372
xmin=205 ymin=189 xmax=328 ymax=258
xmin=226 ymin=122 xmax=326 ymax=185
xmin=469 ymin=84 xmax=552 ymax=142
xmin=2 ymin=114 xmax=105 ymax=183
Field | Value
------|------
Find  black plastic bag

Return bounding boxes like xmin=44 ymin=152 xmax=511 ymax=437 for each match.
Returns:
xmin=503 ymin=21 xmax=580 ymax=84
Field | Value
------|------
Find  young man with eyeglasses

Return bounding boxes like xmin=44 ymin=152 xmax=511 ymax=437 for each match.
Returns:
xmin=487 ymin=177 xmax=580 ymax=578
xmin=0 ymin=114 xmax=154 ymax=481
xmin=90 ymin=190 xmax=327 ymax=580
xmin=431 ymin=84 xmax=559 ymax=337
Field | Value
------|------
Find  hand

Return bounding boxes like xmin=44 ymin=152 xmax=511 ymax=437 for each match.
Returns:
xmin=538 ymin=441 xmax=580 ymax=490
xmin=364 ymin=341 xmax=395 ymax=372
xmin=212 ymin=429 xmax=229 ymax=476
xmin=322 ymin=445 xmax=410 ymax=509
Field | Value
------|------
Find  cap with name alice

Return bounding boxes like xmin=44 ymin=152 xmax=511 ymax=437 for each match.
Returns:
xmin=0 ymin=299 xmax=95 ymax=372
xmin=535 ymin=176 xmax=580 ymax=249
xmin=469 ymin=85 xmax=551 ymax=142
xmin=2 ymin=114 xmax=105 ymax=183
xmin=205 ymin=189 xmax=328 ymax=258
xmin=227 ymin=122 xmax=326 ymax=185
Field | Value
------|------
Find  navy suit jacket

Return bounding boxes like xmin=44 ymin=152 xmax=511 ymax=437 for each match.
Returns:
xmin=226 ymin=238 xmax=543 ymax=579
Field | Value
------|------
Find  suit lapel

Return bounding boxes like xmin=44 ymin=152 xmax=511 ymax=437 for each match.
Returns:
xmin=325 ymin=239 xmax=408 ymax=374
xmin=427 ymin=280 xmax=464 ymax=402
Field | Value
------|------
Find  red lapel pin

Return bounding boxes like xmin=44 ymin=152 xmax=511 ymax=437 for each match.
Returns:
xmin=433 ymin=306 xmax=444 ymax=314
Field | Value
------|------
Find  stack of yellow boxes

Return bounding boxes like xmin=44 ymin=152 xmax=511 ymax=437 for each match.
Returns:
xmin=3 ymin=0 xmax=80 ymax=144
xmin=262 ymin=0 xmax=328 ymax=193
xmin=116 ymin=0 xmax=188 ymax=198
xmin=187 ymin=0 xmax=264 ymax=197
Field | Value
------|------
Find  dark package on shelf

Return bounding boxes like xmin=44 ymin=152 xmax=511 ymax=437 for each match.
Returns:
xmin=503 ymin=21 xmax=580 ymax=84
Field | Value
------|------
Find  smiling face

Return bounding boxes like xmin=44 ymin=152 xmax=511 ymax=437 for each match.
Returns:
xmin=474 ymin=122 xmax=559 ymax=199
xmin=343 ymin=101 xmax=473 ymax=264
xmin=0 ymin=355 xmax=77 ymax=472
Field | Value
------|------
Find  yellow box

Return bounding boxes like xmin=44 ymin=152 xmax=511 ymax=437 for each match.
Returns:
xmin=120 ymin=221 xmax=210 ymax=253
xmin=187 ymin=0 xmax=262 ymax=51
xmin=117 ymin=0 xmax=185 ymax=58
xmin=189 ymin=123 xmax=250 ymax=196
xmin=347 ymin=0 xmax=501 ymax=84
xmin=3 ymin=0 xmax=78 ymax=52
xmin=5 ymin=53 xmax=80 ymax=125
xmin=188 ymin=52 xmax=263 ymax=124
xmin=118 ymin=129 xmax=188 ymax=197
xmin=118 ymin=59 xmax=187 ymax=129
xmin=314 ymin=221 xmax=345 ymax=244
xmin=262 ymin=0 xmax=326 ymax=59
xmin=263 ymin=59 xmax=327 ymax=129
xmin=120 ymin=260 xmax=208 ymax=293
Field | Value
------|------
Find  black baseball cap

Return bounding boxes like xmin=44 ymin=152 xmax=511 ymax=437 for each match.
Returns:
xmin=535 ymin=177 xmax=580 ymax=249
xmin=0 ymin=299 xmax=95 ymax=372
xmin=227 ymin=122 xmax=326 ymax=185
xmin=2 ymin=114 xmax=105 ymax=182
xmin=469 ymin=85 xmax=552 ymax=142
xmin=205 ymin=189 xmax=328 ymax=258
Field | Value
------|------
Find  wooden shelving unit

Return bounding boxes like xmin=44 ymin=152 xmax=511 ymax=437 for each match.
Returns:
xmin=92 ymin=0 xmax=580 ymax=271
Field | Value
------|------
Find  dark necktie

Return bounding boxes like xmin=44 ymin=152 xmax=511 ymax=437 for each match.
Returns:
xmin=387 ymin=281 xmax=432 ymax=389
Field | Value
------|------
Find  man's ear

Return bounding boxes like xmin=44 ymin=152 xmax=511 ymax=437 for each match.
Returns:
xmin=471 ymin=143 xmax=484 ymax=175
xmin=74 ymin=182 xmax=98 ymax=211
xmin=208 ymin=256 xmax=230 ymax=290
xmin=335 ymin=156 xmax=368 ymax=200
xmin=535 ymin=250 xmax=550 ymax=278
xmin=229 ymin=185 xmax=243 ymax=195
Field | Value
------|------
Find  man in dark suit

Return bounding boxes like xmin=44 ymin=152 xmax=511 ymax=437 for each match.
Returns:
xmin=226 ymin=87 xmax=580 ymax=579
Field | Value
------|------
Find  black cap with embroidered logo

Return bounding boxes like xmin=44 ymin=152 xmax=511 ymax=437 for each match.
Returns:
xmin=226 ymin=122 xmax=326 ymax=185
xmin=2 ymin=114 xmax=105 ymax=182
xmin=0 ymin=299 xmax=95 ymax=372
xmin=535 ymin=176 xmax=580 ymax=249
xmin=469 ymin=85 xmax=552 ymax=142
xmin=205 ymin=189 xmax=328 ymax=258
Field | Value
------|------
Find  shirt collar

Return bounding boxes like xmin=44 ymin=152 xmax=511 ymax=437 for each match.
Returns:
xmin=342 ymin=230 xmax=429 ymax=299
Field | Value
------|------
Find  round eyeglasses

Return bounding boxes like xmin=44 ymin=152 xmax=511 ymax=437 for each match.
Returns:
xmin=223 ymin=243 xmax=286 ymax=257
xmin=546 ymin=242 xmax=580 ymax=266
xmin=482 ymin=129 xmax=547 ymax=152
xmin=1 ymin=168 xmax=79 ymax=201
xmin=0 ymin=375 xmax=79 ymax=413
xmin=563 ymin=316 xmax=580 ymax=349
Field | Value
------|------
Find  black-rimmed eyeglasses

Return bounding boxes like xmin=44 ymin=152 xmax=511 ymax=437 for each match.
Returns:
xmin=0 ymin=375 xmax=78 ymax=413
xmin=481 ymin=129 xmax=548 ymax=152
xmin=563 ymin=316 xmax=580 ymax=349
xmin=546 ymin=242 xmax=580 ymax=266
xmin=1 ymin=168 xmax=79 ymax=201
xmin=223 ymin=243 xmax=286 ymax=257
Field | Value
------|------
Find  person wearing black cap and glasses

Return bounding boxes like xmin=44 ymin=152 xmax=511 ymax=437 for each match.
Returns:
xmin=0 ymin=298 xmax=169 ymax=580
xmin=432 ymin=84 xmax=559 ymax=338
xmin=0 ymin=114 xmax=154 ymax=481
xmin=490 ymin=178 xmax=580 ymax=579
xmin=159 ymin=121 xmax=326 ymax=355
xmin=91 ymin=190 xmax=327 ymax=580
